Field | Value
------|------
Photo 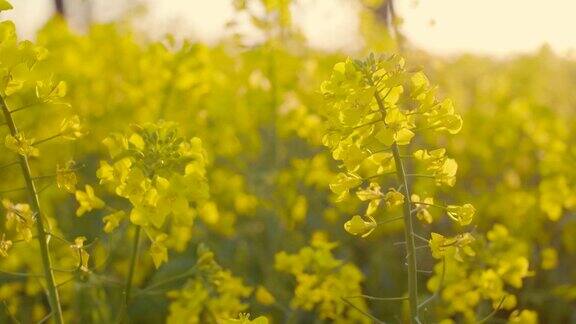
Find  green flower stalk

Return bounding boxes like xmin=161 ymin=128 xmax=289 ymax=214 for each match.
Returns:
xmin=1 ymin=97 xmax=65 ymax=324
xmin=83 ymin=121 xmax=210 ymax=321
xmin=0 ymin=9 xmax=73 ymax=322
xmin=320 ymin=54 xmax=474 ymax=323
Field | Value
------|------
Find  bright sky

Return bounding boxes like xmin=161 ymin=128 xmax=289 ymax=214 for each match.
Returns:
xmin=3 ymin=0 xmax=576 ymax=57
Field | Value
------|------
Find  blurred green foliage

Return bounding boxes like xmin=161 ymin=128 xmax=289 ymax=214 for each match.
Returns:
xmin=1 ymin=0 xmax=575 ymax=323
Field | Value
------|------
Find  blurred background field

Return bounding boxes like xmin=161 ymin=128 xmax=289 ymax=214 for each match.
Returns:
xmin=1 ymin=1 xmax=576 ymax=323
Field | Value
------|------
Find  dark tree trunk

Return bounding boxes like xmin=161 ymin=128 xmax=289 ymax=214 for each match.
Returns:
xmin=54 ymin=0 xmax=65 ymax=16
xmin=374 ymin=0 xmax=403 ymax=48
xmin=375 ymin=0 xmax=394 ymax=28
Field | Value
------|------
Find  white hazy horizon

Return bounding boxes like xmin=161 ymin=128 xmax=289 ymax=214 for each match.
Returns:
xmin=3 ymin=0 xmax=576 ymax=57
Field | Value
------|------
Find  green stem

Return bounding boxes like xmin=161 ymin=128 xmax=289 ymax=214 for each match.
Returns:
xmin=370 ymin=74 xmax=419 ymax=322
xmin=352 ymin=118 xmax=384 ymax=129
xmin=34 ymin=133 xmax=63 ymax=146
xmin=411 ymin=201 xmax=447 ymax=210
xmin=418 ymin=257 xmax=446 ymax=310
xmin=1 ymin=300 xmax=20 ymax=324
xmin=346 ymin=294 xmax=408 ymax=301
xmin=340 ymin=297 xmax=385 ymax=324
xmin=361 ymin=171 xmax=396 ymax=181
xmin=376 ymin=215 xmax=404 ymax=226
xmin=0 ymin=96 xmax=64 ymax=324
xmin=0 ymin=160 xmax=18 ymax=169
xmin=8 ymin=100 xmax=43 ymax=114
xmin=136 ymin=266 xmax=197 ymax=296
xmin=476 ymin=296 xmax=506 ymax=324
xmin=118 ymin=225 xmax=141 ymax=322
xmin=412 ymin=233 xmax=429 ymax=244
xmin=0 ymin=186 xmax=26 ymax=194
xmin=392 ymin=143 xmax=419 ymax=323
xmin=0 ymin=269 xmax=45 ymax=278
xmin=405 ymin=173 xmax=435 ymax=179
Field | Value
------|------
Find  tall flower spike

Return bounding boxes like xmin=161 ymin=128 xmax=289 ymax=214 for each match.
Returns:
xmin=320 ymin=54 xmax=475 ymax=323
xmin=321 ymin=54 xmax=473 ymax=227
xmin=0 ymin=11 xmax=67 ymax=320
xmin=93 ymin=120 xmax=210 ymax=324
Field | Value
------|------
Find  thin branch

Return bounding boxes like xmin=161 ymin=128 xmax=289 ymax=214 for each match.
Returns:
xmin=394 ymin=243 xmax=429 ymax=251
xmin=0 ymin=187 xmax=26 ymax=194
xmin=476 ymin=297 xmax=506 ymax=324
xmin=32 ymin=174 xmax=58 ymax=181
xmin=0 ymin=269 xmax=44 ymax=278
xmin=136 ymin=267 xmax=198 ymax=296
xmin=352 ymin=118 xmax=384 ymax=130
xmin=412 ymin=233 xmax=429 ymax=243
xmin=37 ymin=183 xmax=54 ymax=194
xmin=362 ymin=171 xmax=396 ymax=181
xmin=346 ymin=294 xmax=407 ymax=302
xmin=46 ymin=232 xmax=73 ymax=245
xmin=375 ymin=87 xmax=393 ymax=112
xmin=37 ymin=312 xmax=52 ymax=324
xmin=32 ymin=165 xmax=84 ymax=181
xmin=418 ymin=257 xmax=446 ymax=310
xmin=416 ymin=269 xmax=433 ymax=274
xmin=33 ymin=133 xmax=63 ymax=146
xmin=116 ymin=226 xmax=142 ymax=322
xmin=83 ymin=237 xmax=99 ymax=249
xmin=340 ymin=297 xmax=385 ymax=324
xmin=124 ymin=226 xmax=141 ymax=302
xmin=90 ymin=273 xmax=123 ymax=287
xmin=405 ymin=174 xmax=435 ymax=179
xmin=0 ymin=160 xmax=18 ymax=169
xmin=1 ymin=299 xmax=20 ymax=324
xmin=56 ymin=276 xmax=76 ymax=288
xmin=411 ymin=201 xmax=447 ymax=210
xmin=50 ymin=267 xmax=76 ymax=273
xmin=8 ymin=101 xmax=44 ymax=114
xmin=377 ymin=215 xmax=404 ymax=226
xmin=368 ymin=147 xmax=393 ymax=155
